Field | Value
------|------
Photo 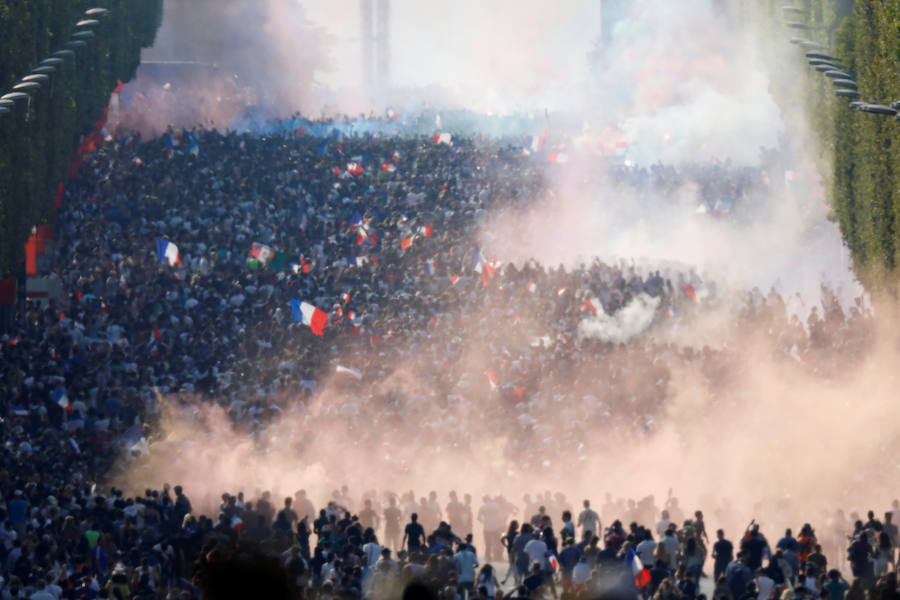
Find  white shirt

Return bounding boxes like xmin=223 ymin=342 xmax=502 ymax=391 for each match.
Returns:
xmin=573 ymin=562 xmax=592 ymax=586
xmin=756 ymin=575 xmax=775 ymax=600
xmin=363 ymin=542 xmax=382 ymax=568
xmin=524 ymin=538 xmax=549 ymax=569
xmin=578 ymin=509 xmax=599 ymax=534
xmin=637 ymin=539 xmax=657 ymax=566
xmin=453 ymin=550 xmax=479 ymax=583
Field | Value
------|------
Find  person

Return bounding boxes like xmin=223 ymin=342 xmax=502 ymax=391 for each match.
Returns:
xmin=821 ymin=569 xmax=849 ymax=600
xmin=638 ymin=529 xmax=658 ymax=568
xmin=741 ymin=524 xmax=770 ymax=571
xmin=447 ymin=491 xmax=467 ymax=535
xmin=882 ymin=512 xmax=897 ymax=565
xmin=384 ymin=496 xmax=402 ymax=551
xmin=560 ymin=510 xmax=575 ymax=544
xmin=714 ymin=529 xmax=735 ymax=581
xmin=726 ymin=553 xmax=753 ymax=600
xmin=358 ymin=498 xmax=380 ymax=533
xmin=577 ymin=500 xmax=600 ymax=540
xmin=453 ymin=541 xmax=479 ymax=599
xmin=477 ymin=496 xmax=503 ymax=562
xmin=402 ymin=513 xmax=426 ymax=555
xmin=500 ymin=520 xmax=519 ymax=584
xmin=755 ymin=568 xmax=775 ymax=600
xmin=475 ymin=564 xmax=499 ymax=599
xmin=558 ymin=537 xmax=582 ymax=594
xmin=512 ymin=523 xmax=535 ymax=586
xmin=847 ymin=531 xmax=873 ymax=579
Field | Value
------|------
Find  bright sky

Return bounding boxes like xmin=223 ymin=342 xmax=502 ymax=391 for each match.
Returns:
xmin=302 ymin=0 xmax=601 ymax=92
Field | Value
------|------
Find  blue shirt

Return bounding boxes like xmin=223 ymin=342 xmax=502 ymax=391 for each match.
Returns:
xmin=7 ymin=498 xmax=28 ymax=525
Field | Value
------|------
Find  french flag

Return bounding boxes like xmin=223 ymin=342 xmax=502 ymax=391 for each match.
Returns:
xmin=471 ymin=246 xmax=485 ymax=273
xmin=434 ymin=133 xmax=453 ymax=145
xmin=155 ymin=238 xmax=180 ymax=266
xmin=347 ymin=161 xmax=364 ymax=175
xmin=527 ymin=282 xmax=536 ymax=293
xmin=424 ymin=258 xmax=436 ymax=277
xmin=418 ymin=225 xmax=432 ymax=237
xmin=529 ymin=135 xmax=543 ymax=154
xmin=52 ymin=386 xmax=71 ymax=411
xmin=188 ymin=135 xmax=200 ymax=158
xmin=626 ymin=548 xmax=651 ymax=589
xmin=485 ymin=368 xmax=499 ymax=390
xmin=290 ymin=299 xmax=328 ymax=336
xmin=449 ymin=274 xmax=460 ymax=286
xmin=381 ymin=162 xmax=396 ymax=172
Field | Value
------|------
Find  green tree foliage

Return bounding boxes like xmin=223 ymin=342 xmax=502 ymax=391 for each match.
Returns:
xmin=0 ymin=0 xmax=162 ymax=276
xmin=733 ymin=0 xmax=900 ymax=292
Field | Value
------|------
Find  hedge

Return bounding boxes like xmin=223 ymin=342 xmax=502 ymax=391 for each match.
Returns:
xmin=0 ymin=0 xmax=163 ymax=276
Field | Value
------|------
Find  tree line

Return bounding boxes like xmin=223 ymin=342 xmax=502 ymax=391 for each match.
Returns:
xmin=0 ymin=0 xmax=162 ymax=277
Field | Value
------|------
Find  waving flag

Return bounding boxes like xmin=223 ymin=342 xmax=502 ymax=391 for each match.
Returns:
xmin=682 ymin=284 xmax=697 ymax=302
xmin=386 ymin=107 xmax=398 ymax=120
xmin=527 ymin=282 xmax=537 ymax=293
xmin=381 ymin=162 xmax=396 ymax=172
xmin=290 ymin=299 xmax=328 ymax=336
xmin=424 ymin=258 xmax=436 ymax=277
xmin=471 ymin=246 xmax=485 ymax=273
xmin=418 ymin=225 xmax=433 ymax=237
xmin=485 ymin=368 xmax=499 ymax=390
xmin=336 ymin=365 xmax=362 ymax=380
xmin=449 ymin=274 xmax=460 ymax=286
xmin=318 ymin=138 xmax=329 ymax=156
xmin=434 ymin=133 xmax=453 ymax=145
xmin=250 ymin=242 xmax=287 ymax=270
xmin=51 ymin=386 xmax=71 ymax=411
xmin=546 ymin=152 xmax=569 ymax=164
xmin=347 ymin=161 xmax=364 ymax=175
xmin=626 ymin=548 xmax=651 ymax=589
xmin=400 ymin=237 xmax=413 ymax=251
xmin=188 ymin=135 xmax=200 ymax=157
xmin=155 ymin=238 xmax=180 ymax=266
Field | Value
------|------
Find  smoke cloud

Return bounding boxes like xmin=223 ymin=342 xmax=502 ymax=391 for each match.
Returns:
xmin=105 ymin=0 xmax=892 ymax=545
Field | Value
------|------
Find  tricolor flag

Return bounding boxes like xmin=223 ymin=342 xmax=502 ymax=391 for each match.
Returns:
xmin=381 ymin=162 xmax=396 ymax=172
xmin=528 ymin=135 xmax=544 ymax=154
xmin=434 ymin=133 xmax=453 ymax=145
xmin=449 ymin=274 xmax=460 ymax=286
xmin=481 ymin=261 xmax=495 ymax=287
xmin=335 ymin=365 xmax=362 ymax=380
xmin=546 ymin=152 xmax=569 ymax=164
xmin=51 ymin=385 xmax=71 ymax=411
xmin=580 ymin=299 xmax=598 ymax=316
xmin=347 ymin=161 xmax=364 ymax=175
xmin=424 ymin=258 xmax=437 ymax=277
xmin=386 ymin=107 xmax=398 ymax=120
xmin=485 ymin=368 xmax=499 ymax=390
xmin=626 ymin=548 xmax=651 ymax=589
xmin=682 ymin=284 xmax=697 ymax=302
xmin=400 ymin=237 xmax=413 ymax=251
xmin=418 ymin=225 xmax=433 ymax=237
xmin=527 ymin=282 xmax=536 ymax=293
xmin=188 ymin=134 xmax=200 ymax=158
xmin=155 ymin=238 xmax=180 ymax=266
xmin=290 ymin=299 xmax=328 ymax=336
xmin=471 ymin=246 xmax=485 ymax=273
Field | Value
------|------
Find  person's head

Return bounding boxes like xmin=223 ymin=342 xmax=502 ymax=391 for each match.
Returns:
xmin=562 ymin=510 xmax=571 ymax=522
xmin=827 ymin=569 xmax=841 ymax=581
xmin=785 ymin=528 xmax=792 ymax=537
xmin=661 ymin=509 xmax=669 ymax=520
xmin=868 ymin=510 xmax=875 ymax=520
xmin=583 ymin=499 xmax=590 ymax=508
xmin=695 ymin=510 xmax=703 ymax=520
xmin=716 ymin=529 xmax=724 ymax=540
xmin=886 ymin=512 xmax=892 ymax=523
xmin=284 ymin=497 xmax=291 ymax=508
xmin=411 ymin=513 xmax=418 ymax=522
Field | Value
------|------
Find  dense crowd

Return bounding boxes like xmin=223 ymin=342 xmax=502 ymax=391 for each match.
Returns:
xmin=0 ymin=124 xmax=881 ymax=599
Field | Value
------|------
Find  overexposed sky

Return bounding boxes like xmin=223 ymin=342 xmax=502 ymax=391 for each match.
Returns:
xmin=302 ymin=0 xmax=601 ymax=92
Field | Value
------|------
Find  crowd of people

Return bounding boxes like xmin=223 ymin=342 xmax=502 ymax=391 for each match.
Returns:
xmin=0 ymin=122 xmax=882 ymax=599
